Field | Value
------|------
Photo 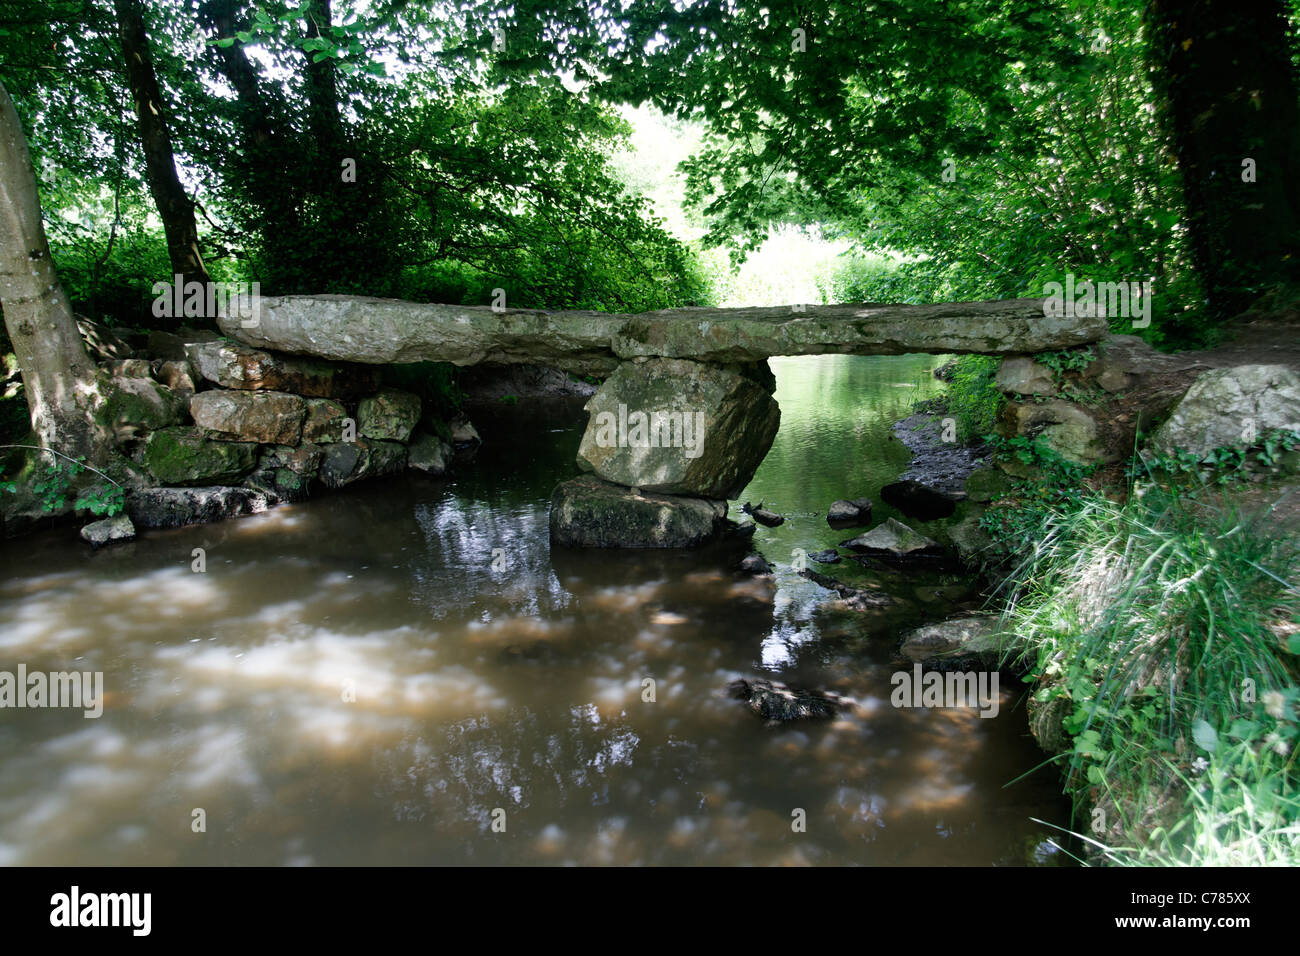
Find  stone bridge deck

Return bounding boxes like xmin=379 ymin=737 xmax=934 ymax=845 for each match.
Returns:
xmin=220 ymin=295 xmax=1108 ymax=375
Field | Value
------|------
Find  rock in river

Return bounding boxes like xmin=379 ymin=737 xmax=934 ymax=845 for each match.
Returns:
xmin=879 ymin=479 xmax=962 ymax=521
xmin=842 ymin=517 xmax=940 ymax=558
xmin=729 ymin=678 xmax=843 ymax=723
xmin=549 ymin=475 xmax=728 ymax=549
xmin=826 ymin=497 xmax=873 ymax=526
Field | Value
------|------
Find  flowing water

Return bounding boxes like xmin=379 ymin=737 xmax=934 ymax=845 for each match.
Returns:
xmin=0 ymin=355 xmax=1072 ymax=865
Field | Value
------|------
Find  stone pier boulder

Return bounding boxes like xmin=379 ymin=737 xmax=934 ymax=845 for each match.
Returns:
xmin=358 ymin=387 xmax=421 ymax=442
xmin=576 ymin=358 xmax=780 ymax=499
xmin=190 ymin=390 xmax=307 ymax=445
xmin=319 ymin=438 xmax=408 ymax=488
xmin=998 ymin=398 xmax=1109 ymax=465
xmin=302 ymin=398 xmax=350 ymax=443
xmin=143 ymin=427 xmax=257 ymax=486
xmin=187 ymin=341 xmax=379 ymax=397
xmin=407 ymin=432 xmax=453 ymax=476
xmin=100 ymin=375 xmax=185 ymax=438
xmin=549 ymin=474 xmax=728 ymax=548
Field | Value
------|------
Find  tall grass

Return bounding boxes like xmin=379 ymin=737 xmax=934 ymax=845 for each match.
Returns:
xmin=997 ymin=480 xmax=1300 ymax=865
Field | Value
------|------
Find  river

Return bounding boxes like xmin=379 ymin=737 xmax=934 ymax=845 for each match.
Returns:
xmin=0 ymin=354 xmax=1072 ymax=865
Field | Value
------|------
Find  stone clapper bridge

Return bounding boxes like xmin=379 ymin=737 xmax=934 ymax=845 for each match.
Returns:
xmin=218 ymin=294 xmax=1108 ymax=548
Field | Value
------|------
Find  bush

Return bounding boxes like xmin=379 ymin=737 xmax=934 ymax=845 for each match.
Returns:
xmin=944 ymin=355 xmax=1004 ymax=443
xmin=997 ymin=480 xmax=1300 ymax=865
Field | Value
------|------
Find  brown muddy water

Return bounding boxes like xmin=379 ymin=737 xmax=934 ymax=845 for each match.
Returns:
xmin=0 ymin=355 xmax=1072 ymax=865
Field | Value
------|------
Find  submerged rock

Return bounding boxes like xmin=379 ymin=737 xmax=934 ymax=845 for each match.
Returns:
xmin=807 ymin=548 xmax=842 ymax=564
xmin=797 ymin=568 xmax=894 ymax=610
xmin=898 ymin=614 xmax=1001 ymax=668
xmin=879 ymin=479 xmax=962 ymax=520
xmin=407 ymin=432 xmax=453 ymax=476
xmin=728 ymin=678 xmax=843 ymax=723
xmin=549 ymin=474 xmax=728 ymax=549
xmin=319 ymin=438 xmax=408 ymax=488
xmin=741 ymin=501 xmax=785 ymax=526
xmin=826 ymin=498 xmax=872 ymax=525
xmin=79 ymin=514 xmax=135 ymax=547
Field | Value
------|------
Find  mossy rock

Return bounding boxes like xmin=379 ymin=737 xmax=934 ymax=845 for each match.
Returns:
xmin=99 ymin=376 xmax=184 ymax=435
xmin=964 ymin=467 xmax=1015 ymax=503
xmin=144 ymin=427 xmax=257 ymax=486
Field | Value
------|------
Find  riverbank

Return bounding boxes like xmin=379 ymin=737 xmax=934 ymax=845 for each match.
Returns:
xmin=921 ymin=318 xmax=1300 ymax=865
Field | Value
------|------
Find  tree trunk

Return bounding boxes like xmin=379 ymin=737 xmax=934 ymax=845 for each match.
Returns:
xmin=0 ymin=79 xmax=113 ymax=462
xmin=197 ymin=0 xmax=305 ymax=290
xmin=1147 ymin=0 xmax=1300 ymax=318
xmin=114 ymin=0 xmax=210 ymax=291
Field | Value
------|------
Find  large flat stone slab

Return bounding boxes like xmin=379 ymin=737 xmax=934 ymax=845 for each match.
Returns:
xmin=219 ymin=295 xmax=1107 ymax=373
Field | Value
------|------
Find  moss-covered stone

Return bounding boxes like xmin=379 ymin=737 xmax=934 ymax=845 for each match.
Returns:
xmin=143 ymin=427 xmax=256 ymax=486
xmin=99 ymin=376 xmax=184 ymax=436
xmin=964 ymin=467 xmax=1015 ymax=502
xmin=358 ymin=388 xmax=421 ymax=442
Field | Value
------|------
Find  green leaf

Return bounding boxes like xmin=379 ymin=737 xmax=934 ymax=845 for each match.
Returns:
xmin=1227 ymin=719 xmax=1259 ymax=740
xmin=1192 ymin=720 xmax=1218 ymax=754
xmin=1287 ymin=633 xmax=1300 ymax=655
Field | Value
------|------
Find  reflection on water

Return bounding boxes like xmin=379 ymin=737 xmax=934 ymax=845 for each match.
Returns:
xmin=0 ymin=356 xmax=1071 ymax=865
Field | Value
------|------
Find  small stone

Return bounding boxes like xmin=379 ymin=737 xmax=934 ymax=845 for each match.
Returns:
xmin=808 ymin=549 xmax=841 ymax=564
xmin=843 ymin=517 xmax=938 ymax=556
xmin=740 ymin=553 xmax=772 ymax=574
xmin=742 ymin=502 xmax=784 ymax=526
xmin=826 ymin=498 xmax=873 ymax=525
xmin=79 ymin=514 xmax=135 ymax=547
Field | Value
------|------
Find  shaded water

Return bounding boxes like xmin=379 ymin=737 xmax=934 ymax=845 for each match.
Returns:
xmin=0 ymin=355 xmax=1071 ymax=865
